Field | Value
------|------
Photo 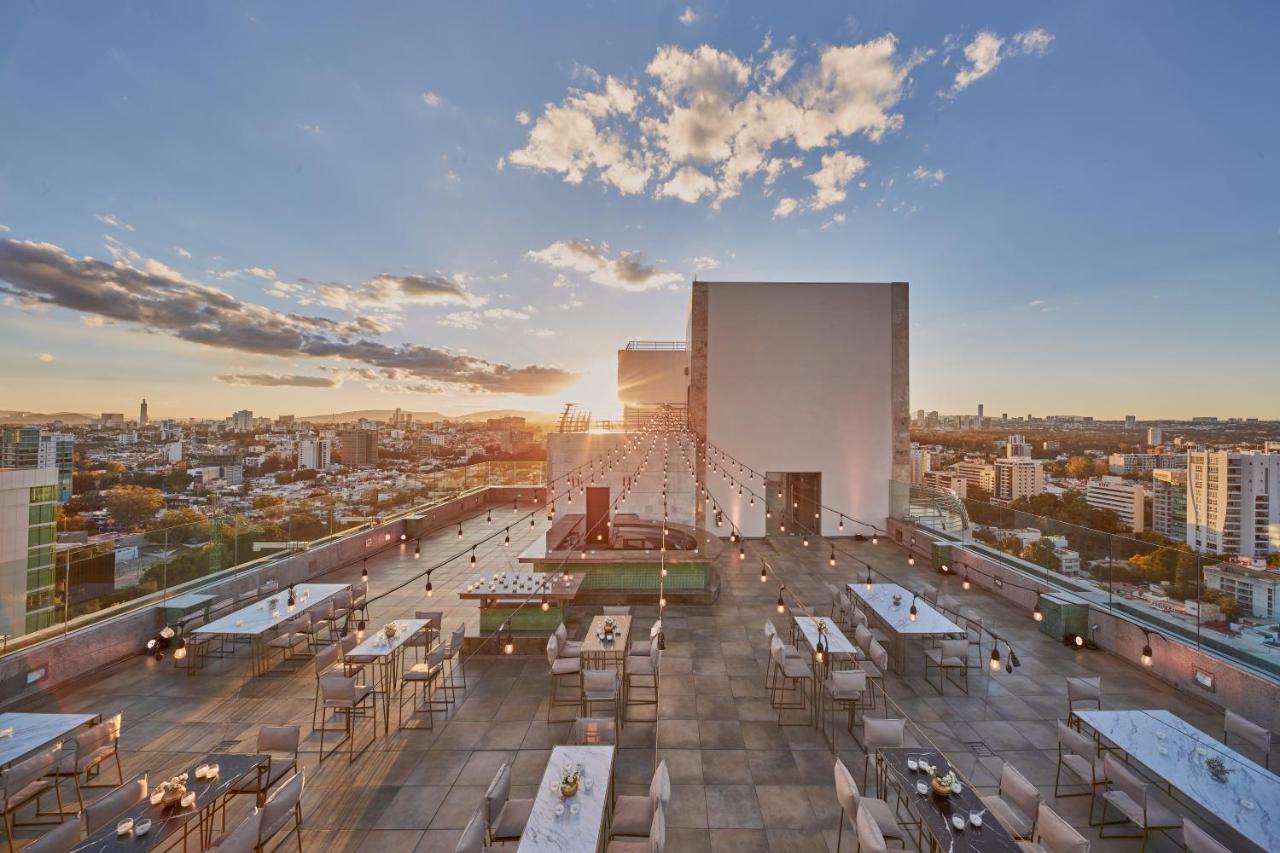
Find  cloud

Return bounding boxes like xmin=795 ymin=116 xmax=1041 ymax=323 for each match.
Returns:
xmin=80 ymin=315 xmax=107 ymax=328
xmin=0 ymin=225 xmax=10 ymax=233
xmin=911 ymin=165 xmax=945 ymax=185
xmin=526 ymin=328 xmax=557 ymax=337
xmin=302 ymin=273 xmax=483 ymax=319
xmin=215 ymin=373 xmax=338 ymax=388
xmin=772 ymin=197 xmax=799 ymax=218
xmin=38 ymin=352 xmax=54 ymax=363
xmin=174 ymin=246 xmax=192 ymax=258
xmin=806 ymin=150 xmax=866 ymax=209
xmin=946 ymin=28 xmax=1053 ymax=96
xmin=820 ymin=212 xmax=847 ymax=230
xmin=515 ymin=111 xmax=531 ymax=125
xmin=95 ymin=213 xmax=135 ymax=232
xmin=437 ymin=307 xmax=533 ymax=329
xmin=508 ymin=34 xmax=925 ymax=212
xmin=0 ymin=237 xmax=575 ymax=396
xmin=526 ymin=239 xmax=683 ymax=291
xmin=299 ymin=123 xmax=322 ymax=134
xmin=689 ymin=256 xmax=720 ymax=271
xmin=422 ymin=91 xmax=443 ymax=108
xmin=678 ymin=7 xmax=698 ymax=25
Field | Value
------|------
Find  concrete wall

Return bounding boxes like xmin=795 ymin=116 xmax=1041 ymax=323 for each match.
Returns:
xmin=690 ymin=281 xmax=909 ymax=538
xmin=617 ymin=349 xmax=689 ymax=407
xmin=547 ymin=433 xmax=695 ymax=526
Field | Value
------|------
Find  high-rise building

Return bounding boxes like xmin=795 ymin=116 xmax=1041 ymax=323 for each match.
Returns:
xmin=338 ymin=429 xmax=379 ymax=465
xmin=1125 ymin=415 xmax=1136 ymax=429
xmin=1147 ymin=427 xmax=1163 ymax=447
xmin=949 ymin=460 xmax=995 ymax=494
xmin=231 ymin=409 xmax=254 ymax=432
xmin=1108 ymin=452 xmax=1186 ymax=476
xmin=0 ymin=467 xmax=58 ymax=636
xmin=993 ymin=457 xmax=1045 ymax=502
xmin=1085 ymin=475 xmax=1146 ymax=532
xmin=1 ymin=428 xmax=73 ymax=503
xmin=977 ymin=403 xmax=984 ymax=427
xmin=910 ymin=445 xmax=932 ymax=484
xmin=100 ymin=413 xmax=125 ymax=427
xmin=1187 ymin=450 xmax=1280 ymax=559
xmin=1005 ymin=435 xmax=1030 ymax=458
xmin=1152 ymin=468 xmax=1188 ymax=541
xmin=139 ymin=398 xmax=148 ymax=426
xmin=298 ymin=438 xmax=333 ymax=470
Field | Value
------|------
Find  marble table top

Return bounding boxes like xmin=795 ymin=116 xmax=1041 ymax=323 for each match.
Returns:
xmin=847 ymin=583 xmax=964 ymax=637
xmin=518 ymin=745 xmax=615 ymax=853
xmin=346 ymin=619 xmax=428 ymax=659
xmin=457 ymin=571 xmax=584 ymax=602
xmin=793 ymin=616 xmax=858 ymax=655
xmin=194 ymin=583 xmax=349 ymax=637
xmin=1078 ymin=709 xmax=1279 ymax=851
xmin=0 ymin=712 xmax=98 ymax=768
xmin=581 ymin=615 xmax=631 ymax=655
xmin=881 ymin=747 xmax=1021 ymax=853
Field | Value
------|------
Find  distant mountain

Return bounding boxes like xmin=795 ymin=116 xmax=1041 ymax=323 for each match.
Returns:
xmin=0 ymin=411 xmax=96 ymax=425
xmin=297 ymin=408 xmax=557 ymax=425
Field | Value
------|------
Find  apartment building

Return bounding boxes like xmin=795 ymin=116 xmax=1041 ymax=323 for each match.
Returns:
xmin=1108 ymin=452 xmax=1186 ymax=476
xmin=1085 ymin=475 xmax=1146 ymax=532
xmin=338 ymin=429 xmax=379 ymax=466
xmin=1187 ymin=450 xmax=1280 ymax=559
xmin=0 ymin=467 xmax=58 ymax=636
xmin=1204 ymin=559 xmax=1279 ymax=620
xmin=1152 ymin=468 xmax=1188 ymax=541
xmin=949 ymin=460 xmax=995 ymax=495
xmin=910 ymin=444 xmax=932 ymax=484
xmin=993 ymin=457 xmax=1045 ymax=502
xmin=297 ymin=438 xmax=333 ymax=471
xmin=923 ymin=469 xmax=968 ymax=498
xmin=0 ymin=427 xmax=74 ymax=503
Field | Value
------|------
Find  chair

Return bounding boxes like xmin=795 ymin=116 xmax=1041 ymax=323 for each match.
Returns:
xmin=555 ymin=622 xmax=583 ymax=659
xmin=768 ymin=636 xmax=813 ymax=726
xmin=1066 ymin=676 xmax=1101 ymax=725
xmin=827 ymin=583 xmax=846 ymax=622
xmin=21 ymin=816 xmax=82 ymax=853
xmin=338 ymin=630 xmax=370 ymax=678
xmin=546 ymin=635 xmax=582 ymax=722
xmin=317 ymin=672 xmax=377 ymax=763
xmin=1053 ymin=721 xmax=1109 ymax=824
xmin=399 ymin=644 xmax=448 ymax=729
xmin=763 ymin=622 xmax=804 ymax=693
xmin=299 ymin=605 xmax=330 ymax=649
xmin=1181 ymin=816 xmax=1231 ymax=853
xmin=1224 ymin=710 xmax=1272 ymax=768
xmin=582 ymin=669 xmax=622 ymax=730
xmin=456 ymin=806 xmax=498 ymax=853
xmin=209 ymin=808 xmax=260 ymax=853
xmin=311 ymin=643 xmax=343 ymax=729
xmin=83 ymin=773 xmax=147 ymax=835
xmin=52 ymin=713 xmax=123 ymax=811
xmin=406 ymin=610 xmax=443 ymax=660
xmin=350 ymin=584 xmax=369 ymax=622
xmin=860 ymin=642 xmax=890 ymax=714
xmin=176 ymin=616 xmax=212 ymax=673
xmin=921 ymin=584 xmax=938 ymax=605
xmin=443 ymin=625 xmax=467 ymax=700
xmin=1015 ymin=803 xmax=1089 ymax=853
xmin=833 ymin=758 xmax=909 ymax=852
xmin=484 ymin=762 xmax=533 ymax=844
xmin=923 ymin=638 xmax=970 ymax=694
xmin=602 ymin=606 xmax=631 ymax=616
xmin=856 ymin=804 xmax=904 ymax=852
xmin=264 ymin=616 xmax=310 ymax=672
xmin=980 ymin=762 xmax=1041 ymax=839
xmin=611 ymin=761 xmax=669 ymax=838
xmin=571 ymin=716 xmax=618 ymax=746
xmin=821 ymin=670 xmax=868 ymax=750
xmin=628 ymin=620 xmax=661 ymax=657
xmin=1 ymin=749 xmax=64 ymax=852
xmin=1098 ymin=754 xmax=1180 ymax=851
xmin=230 ymin=725 xmax=299 ymax=806
xmin=329 ymin=589 xmax=352 ymax=635
xmin=624 ymin=635 xmax=661 ymax=719
xmin=860 ymin=718 xmax=905 ymax=797
xmin=606 ymin=805 xmax=664 ymax=853
xmin=256 ymin=771 xmax=304 ymax=853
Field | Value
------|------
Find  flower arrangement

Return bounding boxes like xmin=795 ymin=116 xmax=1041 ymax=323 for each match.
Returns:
xmin=154 ymin=773 xmax=189 ymax=806
xmin=268 ymin=597 xmax=279 ymax=611
xmin=384 ymin=623 xmax=399 ymax=640
xmin=929 ymin=768 xmax=956 ymax=797
xmin=816 ymin=619 xmax=829 ymax=636
xmin=560 ymin=766 xmax=581 ymax=797
xmin=1206 ymin=757 xmax=1233 ymax=783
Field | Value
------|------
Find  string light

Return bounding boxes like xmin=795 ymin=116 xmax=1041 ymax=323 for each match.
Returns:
xmin=776 ymin=588 xmax=786 ymax=614
xmin=504 ymin=529 xmax=510 ymax=547
xmin=361 ymin=560 xmax=368 ymax=583
xmin=989 ymin=645 xmax=1002 ymax=672
xmin=425 ymin=577 xmax=433 ymax=597
xmin=469 ymin=547 xmax=476 ymax=567
xmin=414 ymin=542 xmax=421 ymax=560
xmin=962 ymin=572 xmax=971 ymax=591
xmin=487 ymin=510 xmax=493 ymax=526
xmin=865 ymin=567 xmax=873 ymax=590
xmin=760 ymin=565 xmax=767 ymax=582
xmin=908 ymin=597 xmax=918 ymax=622
xmin=838 ymin=515 xmax=844 ymax=532
xmin=1032 ymin=602 xmax=1043 ymax=622
xmin=828 ymin=547 xmax=836 ymax=567
xmin=457 ymin=522 xmax=463 ymax=540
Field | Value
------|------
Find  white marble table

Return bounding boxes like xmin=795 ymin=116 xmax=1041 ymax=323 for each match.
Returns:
xmin=794 ymin=616 xmax=858 ymax=658
xmin=1078 ymin=709 xmax=1279 ymax=852
xmin=346 ymin=619 xmax=429 ymax=732
xmin=0 ymin=711 xmax=99 ymax=768
xmin=518 ymin=745 xmax=615 ymax=853
xmin=846 ymin=583 xmax=964 ymax=673
xmin=194 ymin=583 xmax=349 ymax=637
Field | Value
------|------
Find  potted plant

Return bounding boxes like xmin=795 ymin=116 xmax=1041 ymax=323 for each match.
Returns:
xmin=560 ymin=767 xmax=581 ymax=798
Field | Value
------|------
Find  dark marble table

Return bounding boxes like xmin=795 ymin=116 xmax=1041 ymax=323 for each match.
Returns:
xmin=881 ymin=747 xmax=1021 ymax=853
xmin=0 ymin=711 xmax=99 ymax=768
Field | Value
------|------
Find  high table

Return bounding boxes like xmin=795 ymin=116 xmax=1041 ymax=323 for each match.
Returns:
xmin=1077 ymin=709 xmax=1279 ymax=852
xmin=193 ymin=583 xmax=350 ymax=676
xmin=344 ymin=619 xmax=429 ymax=733
xmin=518 ymin=745 xmax=615 ymax=853
xmin=458 ymin=572 xmax=585 ymax=634
xmin=792 ymin=616 xmax=858 ymax=731
xmin=71 ymin=752 xmax=267 ymax=852
xmin=880 ymin=747 xmax=1022 ymax=853
xmin=847 ymin=583 xmax=965 ymax=674
xmin=0 ymin=712 xmax=99 ymax=769
xmin=580 ymin=615 xmax=631 ymax=672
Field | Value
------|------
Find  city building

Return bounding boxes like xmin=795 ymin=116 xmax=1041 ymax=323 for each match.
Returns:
xmin=139 ymin=398 xmax=148 ymax=426
xmin=1125 ymin=415 xmax=1136 ymax=429
xmin=0 ymin=467 xmax=58 ymax=636
xmin=1203 ymin=559 xmax=1279 ymax=621
xmin=1187 ymin=449 xmax=1280 ymax=559
xmin=993 ymin=457 xmax=1045 ymax=502
xmin=1005 ymin=435 xmax=1030 ymax=458
xmin=338 ymin=429 xmax=379 ymax=465
xmin=923 ymin=469 xmax=968 ymax=498
xmin=100 ymin=412 xmax=125 ymax=426
xmin=1108 ymin=452 xmax=1186 ymax=476
xmin=1 ymin=427 xmax=74 ymax=503
xmin=1152 ymin=468 xmax=1188 ymax=541
xmin=910 ymin=444 xmax=932 ymax=484
xmin=231 ymin=409 xmax=254 ymax=432
xmin=949 ymin=459 xmax=995 ymax=494
xmin=1085 ymin=475 xmax=1146 ymax=532
xmin=1148 ymin=427 xmax=1163 ymax=446
xmin=298 ymin=438 xmax=333 ymax=470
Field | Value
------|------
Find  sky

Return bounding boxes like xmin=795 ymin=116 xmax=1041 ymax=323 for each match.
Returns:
xmin=1 ymin=1 xmax=1277 ymax=420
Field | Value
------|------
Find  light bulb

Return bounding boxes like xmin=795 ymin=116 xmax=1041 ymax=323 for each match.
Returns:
xmin=1032 ymin=603 xmax=1043 ymax=622
xmin=989 ymin=647 xmax=1001 ymax=671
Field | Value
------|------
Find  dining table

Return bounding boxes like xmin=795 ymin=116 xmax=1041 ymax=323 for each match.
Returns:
xmin=580 ymin=615 xmax=631 ymax=672
xmin=880 ymin=746 xmax=1022 ymax=853
xmin=517 ymin=745 xmax=615 ymax=853
xmin=193 ymin=583 xmax=350 ymax=676
xmin=1077 ymin=709 xmax=1280 ymax=851
xmin=792 ymin=616 xmax=858 ymax=730
xmin=846 ymin=583 xmax=965 ymax=673
xmin=0 ymin=712 xmax=100 ymax=769
xmin=343 ymin=618 xmax=429 ymax=733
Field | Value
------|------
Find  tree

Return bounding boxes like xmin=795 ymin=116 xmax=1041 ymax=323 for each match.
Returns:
xmin=251 ymin=495 xmax=286 ymax=511
xmin=105 ymin=485 xmax=165 ymax=531
xmin=1022 ymin=538 xmax=1061 ymax=572
xmin=1065 ymin=456 xmax=1107 ymax=479
xmin=145 ymin=507 xmax=208 ymax=543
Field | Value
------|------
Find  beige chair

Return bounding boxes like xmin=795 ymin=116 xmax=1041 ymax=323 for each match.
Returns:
xmin=484 ymin=762 xmax=533 ymax=844
xmin=208 ymin=807 xmax=259 ymax=853
xmin=1181 ymin=816 xmax=1231 ymax=853
xmin=611 ymin=760 xmax=669 ymax=838
xmin=861 ymin=718 xmax=905 ymax=796
xmin=230 ymin=725 xmax=299 ymax=806
xmin=1224 ymin=710 xmax=1272 ymax=768
xmin=768 ymin=637 xmax=813 ymax=726
xmin=53 ymin=713 xmax=123 ymax=811
xmin=923 ymin=638 xmax=970 ymax=694
xmin=1066 ymin=676 xmax=1101 ymax=725
xmin=628 ymin=619 xmax=662 ymax=657
xmin=405 ymin=610 xmax=443 ymax=660
xmin=555 ymin=622 xmax=583 ymax=658
xmin=1053 ymin=721 xmax=1109 ymax=824
xmin=624 ymin=635 xmax=661 ymax=718
xmin=256 ymin=771 xmax=304 ymax=853
xmin=83 ymin=773 xmax=147 ymax=835
xmin=1098 ymin=754 xmax=1179 ymax=851
xmin=2 ymin=749 xmax=65 ymax=853
xmin=606 ymin=805 xmax=664 ymax=853
xmin=21 ymin=816 xmax=82 ymax=853
xmin=602 ymin=606 xmax=631 ymax=616
xmin=856 ymin=804 xmax=905 ymax=851
xmin=833 ymin=758 xmax=909 ymax=852
xmin=265 ymin=616 xmax=310 ymax=671
xmin=399 ymin=644 xmax=448 ymax=729
xmin=981 ymin=762 xmax=1041 ymax=839
xmin=822 ymin=670 xmax=868 ymax=750
xmin=317 ymin=672 xmax=376 ymax=763
xmin=1016 ymin=803 xmax=1089 ymax=853
xmin=456 ymin=806 xmax=498 ymax=853
xmin=443 ymin=625 xmax=467 ymax=700
xmin=310 ymin=643 xmax=343 ymax=729
xmin=582 ymin=669 xmax=622 ymax=730
xmin=763 ymin=622 xmax=804 ymax=693
xmin=860 ymin=642 xmax=891 ymax=715
xmin=547 ymin=635 xmax=582 ymax=722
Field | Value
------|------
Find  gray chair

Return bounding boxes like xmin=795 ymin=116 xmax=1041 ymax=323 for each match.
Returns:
xmin=21 ymin=816 xmax=82 ymax=853
xmin=860 ymin=718 xmax=905 ymax=797
xmin=923 ymin=638 xmax=970 ymax=694
xmin=209 ymin=808 xmax=260 ymax=853
xmin=822 ymin=669 xmax=868 ymax=750
xmin=981 ymin=762 xmax=1041 ymax=839
xmin=1224 ymin=709 xmax=1272 ymax=768
xmin=1181 ymin=816 xmax=1231 ymax=853
xmin=1066 ymin=676 xmax=1101 ymax=724
xmin=611 ymin=761 xmax=669 ymax=838
xmin=1016 ymin=803 xmax=1089 ymax=853
xmin=256 ymin=771 xmax=304 ymax=853
xmin=834 ymin=758 xmax=909 ymax=852
xmin=856 ymin=804 xmax=905 ymax=851
xmin=317 ymin=673 xmax=376 ymax=763
xmin=1098 ymin=754 xmax=1179 ymax=851
xmin=768 ymin=637 xmax=813 ymax=725
xmin=555 ymin=622 xmax=583 ymax=658
xmin=1053 ymin=720 xmax=1109 ymax=824
xmin=83 ymin=773 xmax=147 ymax=836
xmin=624 ymin=635 xmax=661 ymax=718
xmin=606 ymin=805 xmax=664 ymax=853
xmin=456 ymin=807 xmax=498 ymax=853
xmin=547 ymin=635 xmax=583 ymax=722
xmin=484 ymin=762 xmax=533 ymax=844
xmin=52 ymin=713 xmax=123 ymax=811
xmin=399 ymin=644 xmax=448 ymax=729
xmin=230 ymin=725 xmax=299 ymax=806
xmin=1 ymin=749 xmax=65 ymax=852
xmin=602 ymin=606 xmax=631 ymax=616
xmin=582 ymin=669 xmax=622 ymax=731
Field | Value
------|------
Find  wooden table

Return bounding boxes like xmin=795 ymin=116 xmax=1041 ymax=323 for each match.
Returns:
xmin=1077 ymin=709 xmax=1279 ymax=851
xmin=846 ymin=583 xmax=965 ymax=673
xmin=880 ymin=747 xmax=1022 ymax=853
xmin=518 ymin=745 xmax=615 ymax=853
xmin=580 ymin=615 xmax=631 ymax=671
xmin=344 ymin=619 xmax=429 ymax=733
xmin=193 ymin=583 xmax=349 ymax=676
xmin=0 ymin=712 xmax=99 ymax=769
xmin=71 ymin=752 xmax=267 ymax=852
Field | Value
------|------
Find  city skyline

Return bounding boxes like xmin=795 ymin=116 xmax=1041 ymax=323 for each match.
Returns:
xmin=2 ymin=1 xmax=1278 ymax=418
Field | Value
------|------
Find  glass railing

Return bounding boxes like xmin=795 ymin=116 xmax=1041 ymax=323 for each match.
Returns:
xmin=890 ymin=479 xmax=1280 ymax=681
xmin=0 ymin=461 xmax=544 ymax=656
